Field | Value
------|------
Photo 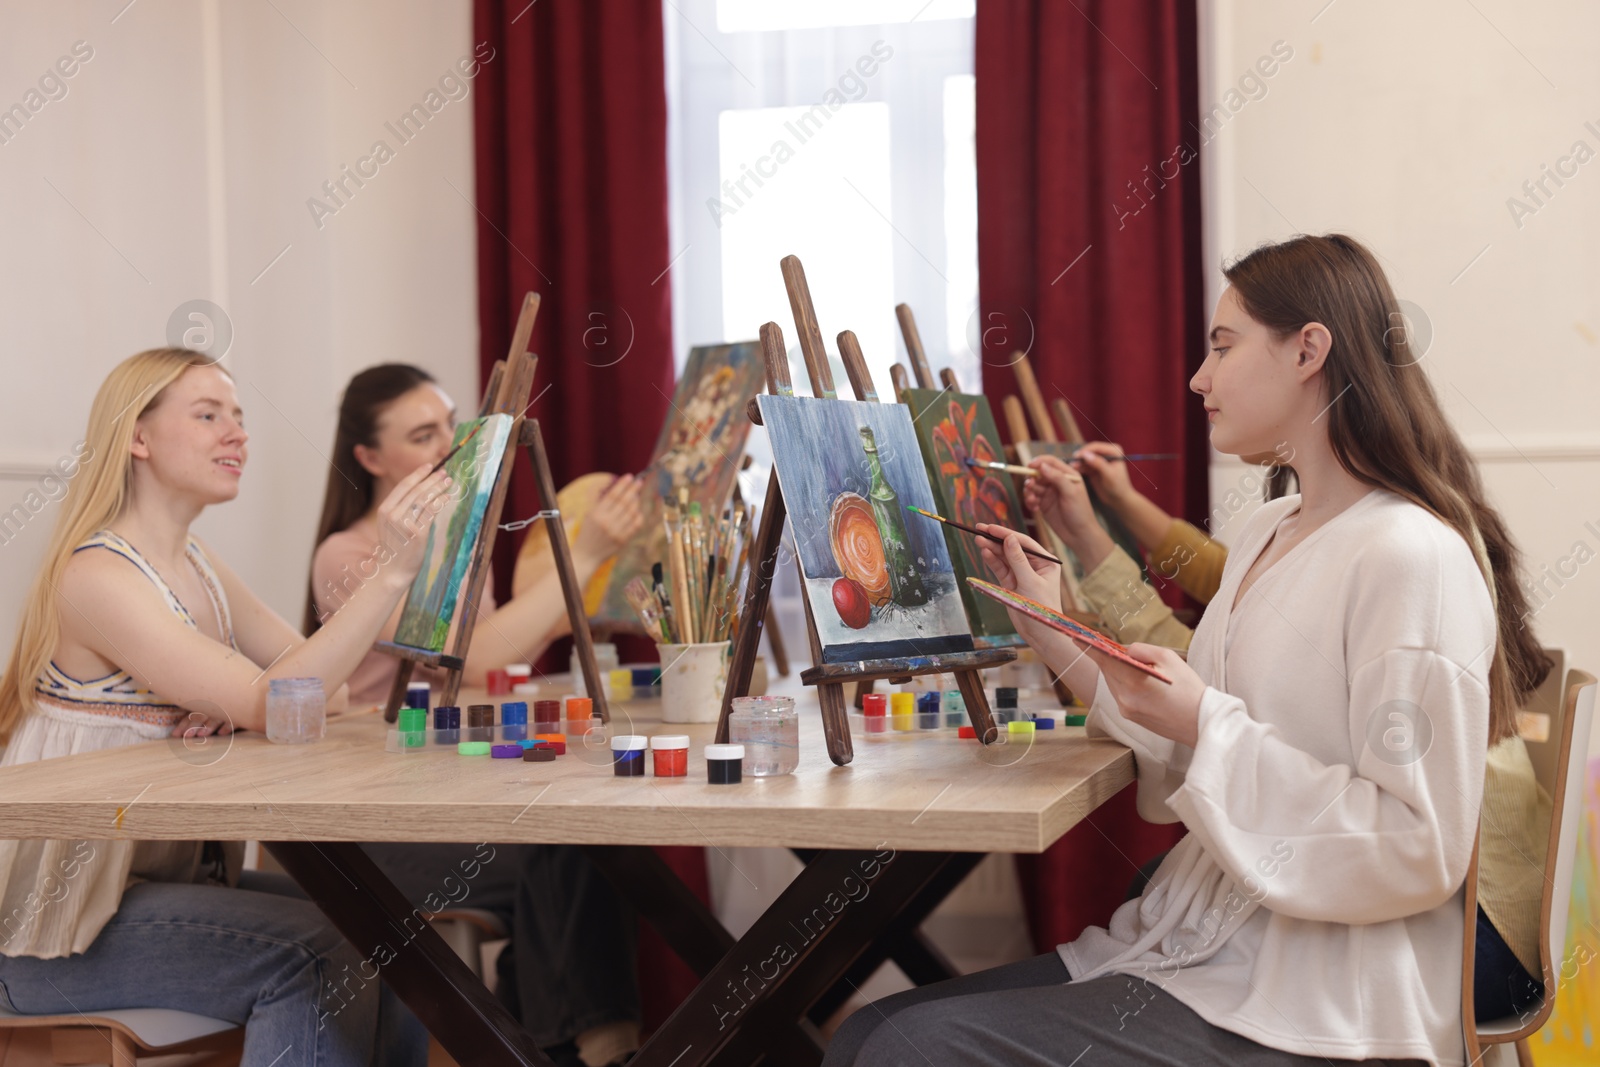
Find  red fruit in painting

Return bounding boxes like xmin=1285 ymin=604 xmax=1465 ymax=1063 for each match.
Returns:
xmin=832 ymin=577 xmax=871 ymax=629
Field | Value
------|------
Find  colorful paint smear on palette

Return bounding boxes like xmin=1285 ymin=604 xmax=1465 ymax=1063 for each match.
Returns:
xmin=758 ymin=394 xmax=975 ymax=664
xmin=903 ymin=389 xmax=1024 ymax=640
xmin=1531 ymin=755 xmax=1599 ymax=1066
xmin=393 ymin=414 xmax=514 ymax=651
xmin=1013 ymin=439 xmax=1146 ymax=585
xmin=594 ymin=341 xmax=766 ymax=625
xmin=965 ymin=577 xmax=1172 ymax=683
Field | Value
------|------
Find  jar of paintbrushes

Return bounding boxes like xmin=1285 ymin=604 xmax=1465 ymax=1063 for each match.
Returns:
xmin=623 ymin=491 xmax=752 ymax=723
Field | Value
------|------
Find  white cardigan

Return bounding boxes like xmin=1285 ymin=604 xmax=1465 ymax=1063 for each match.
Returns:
xmin=1062 ymin=489 xmax=1492 ymax=1066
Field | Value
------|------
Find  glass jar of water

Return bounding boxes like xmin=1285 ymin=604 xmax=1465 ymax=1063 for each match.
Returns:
xmin=266 ymin=677 xmax=326 ymax=744
xmin=728 ymin=695 xmax=799 ymax=776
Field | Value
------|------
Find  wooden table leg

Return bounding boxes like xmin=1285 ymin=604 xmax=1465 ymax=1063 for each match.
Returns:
xmin=795 ymin=850 xmax=981 ymax=1024
xmin=264 ymin=841 xmax=552 ymax=1067
xmin=630 ymin=848 xmax=958 ymax=1067
xmin=581 ymin=845 xmax=735 ymax=976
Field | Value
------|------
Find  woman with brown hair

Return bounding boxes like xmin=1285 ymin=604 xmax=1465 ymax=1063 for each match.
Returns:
xmin=306 ymin=363 xmax=644 ymax=704
xmin=307 ymin=364 xmax=647 ymax=1066
xmin=826 ymin=234 xmax=1548 ymax=1066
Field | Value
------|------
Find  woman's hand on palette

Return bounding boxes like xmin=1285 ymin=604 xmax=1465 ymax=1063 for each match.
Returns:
xmin=1082 ymin=642 xmax=1207 ymax=748
xmin=574 ymin=474 xmax=645 ymax=569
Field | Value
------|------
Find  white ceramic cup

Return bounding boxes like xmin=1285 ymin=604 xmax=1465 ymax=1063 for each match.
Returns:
xmin=656 ymin=641 xmax=731 ymax=723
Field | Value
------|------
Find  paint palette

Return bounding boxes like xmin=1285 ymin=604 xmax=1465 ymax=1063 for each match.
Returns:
xmin=965 ymin=578 xmax=1173 ymax=684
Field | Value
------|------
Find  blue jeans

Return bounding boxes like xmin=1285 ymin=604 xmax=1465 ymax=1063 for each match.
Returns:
xmin=0 ymin=870 xmax=426 ymax=1067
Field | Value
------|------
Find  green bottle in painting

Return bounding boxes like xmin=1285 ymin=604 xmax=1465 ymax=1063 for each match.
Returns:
xmin=859 ymin=425 xmax=929 ymax=607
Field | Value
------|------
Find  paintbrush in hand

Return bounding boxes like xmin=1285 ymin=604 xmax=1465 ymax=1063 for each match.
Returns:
xmin=905 ymin=505 xmax=1063 ymax=566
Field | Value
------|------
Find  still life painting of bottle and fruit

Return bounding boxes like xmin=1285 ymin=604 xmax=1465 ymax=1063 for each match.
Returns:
xmin=758 ymin=395 xmax=977 ymax=664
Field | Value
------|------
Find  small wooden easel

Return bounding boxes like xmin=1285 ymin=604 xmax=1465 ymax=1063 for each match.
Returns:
xmin=377 ymin=293 xmax=610 ymax=725
xmin=890 ymin=307 xmax=1082 ymax=707
xmin=715 ymin=257 xmax=1012 ymax=766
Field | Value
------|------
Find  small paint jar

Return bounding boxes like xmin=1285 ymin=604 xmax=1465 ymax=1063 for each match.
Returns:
xmin=942 ymin=690 xmax=965 ymax=729
xmin=632 ymin=667 xmax=659 ymax=696
xmin=501 ymin=701 xmax=528 ymax=741
xmin=608 ymin=667 xmax=635 ymax=701
xmin=397 ymin=707 xmax=426 ymax=748
xmin=563 ymin=697 xmax=594 ymax=735
xmin=611 ymin=735 xmax=646 ymax=777
xmin=890 ymin=692 xmax=914 ymax=732
xmin=406 ymin=682 xmax=431 ymax=711
xmin=917 ymin=692 xmax=941 ymax=730
xmin=467 ymin=704 xmax=495 ymax=742
xmin=487 ymin=668 xmax=512 ymax=696
xmin=1008 ymin=720 xmax=1036 ymax=738
xmin=491 ymin=744 xmax=523 ymax=759
xmin=996 ymin=687 xmax=1019 ymax=712
xmin=705 ymin=743 xmax=744 ymax=784
xmin=533 ymin=699 xmax=562 ymax=735
xmin=506 ymin=663 xmax=533 ymax=686
xmin=266 ymin=678 xmax=325 ymax=744
xmin=650 ymin=734 xmax=690 ymax=778
xmin=457 ymin=740 xmax=491 ymax=756
xmin=728 ymin=695 xmax=798 ymax=777
xmin=862 ymin=692 xmax=888 ymax=734
xmin=433 ymin=706 xmax=460 ymax=744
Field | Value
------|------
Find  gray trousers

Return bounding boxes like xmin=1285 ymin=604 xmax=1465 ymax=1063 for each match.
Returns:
xmin=824 ymin=954 xmax=1426 ymax=1066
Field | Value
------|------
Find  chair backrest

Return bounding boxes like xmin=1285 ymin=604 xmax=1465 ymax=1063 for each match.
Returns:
xmin=1520 ymin=649 xmax=1568 ymax=795
xmin=1539 ymin=670 xmax=1595 ymax=998
xmin=1475 ymin=664 xmax=1597 ymax=1044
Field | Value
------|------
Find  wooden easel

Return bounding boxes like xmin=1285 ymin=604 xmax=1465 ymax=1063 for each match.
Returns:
xmin=377 ymin=293 xmax=610 ymax=724
xmin=891 ymin=309 xmax=1079 ymax=706
xmin=714 ymin=257 xmax=1012 ymax=766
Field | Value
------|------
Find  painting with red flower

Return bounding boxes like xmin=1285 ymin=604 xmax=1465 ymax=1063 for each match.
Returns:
xmin=905 ymin=388 xmax=1025 ymax=639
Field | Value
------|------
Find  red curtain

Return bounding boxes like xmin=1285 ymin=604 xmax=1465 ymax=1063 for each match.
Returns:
xmin=473 ymin=0 xmax=675 ymax=568
xmin=472 ymin=0 xmax=706 ymax=1032
xmin=976 ymin=1 xmax=1206 ymax=952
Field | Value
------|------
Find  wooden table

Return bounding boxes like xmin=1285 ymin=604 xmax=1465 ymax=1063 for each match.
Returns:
xmin=0 ymin=684 xmax=1133 ymax=1067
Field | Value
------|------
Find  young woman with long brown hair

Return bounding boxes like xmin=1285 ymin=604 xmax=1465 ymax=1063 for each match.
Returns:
xmin=0 ymin=349 xmax=449 ymax=1065
xmin=825 ymin=234 xmax=1548 ymax=1066
xmin=306 ymin=364 xmax=643 ymax=704
xmin=307 ymin=364 xmax=647 ymax=1066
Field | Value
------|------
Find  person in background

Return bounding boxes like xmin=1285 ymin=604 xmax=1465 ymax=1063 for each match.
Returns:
xmin=0 ymin=348 xmax=446 ymax=1066
xmin=306 ymin=363 xmax=643 ymax=704
xmin=307 ymin=364 xmax=644 ymax=1067
xmin=1030 ymin=440 xmax=1293 ymax=649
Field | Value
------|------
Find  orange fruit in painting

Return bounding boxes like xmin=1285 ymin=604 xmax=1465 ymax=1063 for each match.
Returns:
xmin=828 ymin=492 xmax=891 ymax=606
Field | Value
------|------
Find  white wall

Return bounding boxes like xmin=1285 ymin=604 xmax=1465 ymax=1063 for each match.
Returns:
xmin=1199 ymin=0 xmax=1600 ymax=716
xmin=0 ymin=0 xmax=479 ymax=651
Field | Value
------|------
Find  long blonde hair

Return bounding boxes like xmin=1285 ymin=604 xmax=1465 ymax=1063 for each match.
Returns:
xmin=0 ymin=349 xmax=229 ymax=741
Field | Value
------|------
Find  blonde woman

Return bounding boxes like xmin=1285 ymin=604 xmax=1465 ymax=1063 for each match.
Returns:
xmin=0 ymin=349 xmax=450 ymax=1066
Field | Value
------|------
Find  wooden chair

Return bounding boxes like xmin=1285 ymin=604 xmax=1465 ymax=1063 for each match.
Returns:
xmin=1462 ymin=656 xmax=1597 ymax=1066
xmin=0 ymin=1001 xmax=241 ymax=1066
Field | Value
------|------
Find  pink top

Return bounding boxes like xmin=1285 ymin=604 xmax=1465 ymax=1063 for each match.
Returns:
xmin=311 ymin=516 xmax=496 ymax=705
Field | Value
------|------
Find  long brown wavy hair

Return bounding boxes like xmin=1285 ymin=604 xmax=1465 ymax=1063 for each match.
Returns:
xmin=303 ymin=364 xmax=437 ymax=634
xmin=1224 ymin=234 xmax=1548 ymax=745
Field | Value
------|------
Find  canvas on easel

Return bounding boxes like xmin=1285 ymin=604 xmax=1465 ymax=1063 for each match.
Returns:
xmin=887 ymin=304 xmax=1025 ymax=643
xmin=759 ymin=394 xmax=975 ymax=663
xmin=394 ymin=414 xmax=516 ymax=650
xmin=715 ymin=255 xmax=1011 ymax=766
xmin=375 ymin=293 xmax=611 ymax=725
xmin=591 ymin=341 xmax=765 ymax=627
